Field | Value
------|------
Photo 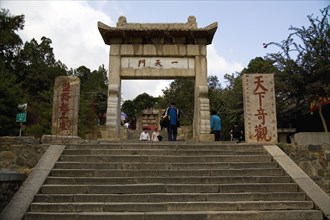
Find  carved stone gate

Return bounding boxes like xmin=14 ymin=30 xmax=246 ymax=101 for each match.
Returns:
xmin=98 ymin=16 xmax=217 ymax=141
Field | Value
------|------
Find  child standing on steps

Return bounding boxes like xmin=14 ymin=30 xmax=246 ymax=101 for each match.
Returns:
xmin=151 ymin=128 xmax=159 ymax=141
xmin=139 ymin=128 xmax=150 ymax=141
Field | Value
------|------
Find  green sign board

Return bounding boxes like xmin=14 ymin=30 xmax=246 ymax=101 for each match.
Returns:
xmin=16 ymin=112 xmax=27 ymax=122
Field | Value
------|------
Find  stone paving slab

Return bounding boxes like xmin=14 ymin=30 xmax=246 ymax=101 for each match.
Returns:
xmin=65 ymin=143 xmax=264 ymax=150
xmin=30 ymin=201 xmax=314 ymax=212
xmin=62 ymin=149 xmax=267 ymax=156
xmin=45 ymin=176 xmax=292 ymax=185
xmin=39 ymin=183 xmax=298 ymax=194
xmin=24 ymin=210 xmax=323 ymax=220
xmin=207 ymin=210 xmax=323 ymax=220
xmin=54 ymin=161 xmax=278 ymax=169
xmin=59 ymin=155 xmax=273 ymax=163
xmin=33 ymin=192 xmax=307 ymax=203
xmin=49 ymin=168 xmax=284 ymax=177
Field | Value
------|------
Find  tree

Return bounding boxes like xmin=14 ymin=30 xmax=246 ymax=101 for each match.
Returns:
xmin=208 ymin=75 xmax=222 ymax=112
xmin=72 ymin=65 xmax=108 ymax=137
xmin=0 ymin=9 xmax=24 ymax=135
xmin=241 ymin=57 xmax=279 ymax=74
xmin=133 ymin=92 xmax=159 ymax=112
xmin=15 ymin=37 xmax=67 ymax=137
xmin=220 ymin=73 xmax=245 ymax=140
xmin=161 ymin=79 xmax=195 ymax=125
xmin=0 ymin=66 xmax=20 ymax=135
xmin=266 ymin=6 xmax=330 ymax=131
xmin=121 ymin=100 xmax=137 ymax=121
xmin=18 ymin=37 xmax=67 ymax=94
xmin=208 ymin=73 xmax=245 ymax=140
xmin=0 ymin=9 xmax=110 ymax=137
xmin=121 ymin=92 xmax=160 ymax=130
xmin=0 ymin=9 xmax=24 ymax=70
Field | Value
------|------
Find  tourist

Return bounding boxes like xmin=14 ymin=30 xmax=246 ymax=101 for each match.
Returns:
xmin=139 ymin=128 xmax=150 ymax=141
xmin=210 ymin=110 xmax=221 ymax=141
xmin=230 ymin=124 xmax=243 ymax=143
xmin=121 ymin=111 xmax=127 ymax=125
xmin=124 ymin=121 xmax=130 ymax=129
xmin=163 ymin=102 xmax=180 ymax=141
xmin=151 ymin=128 xmax=160 ymax=141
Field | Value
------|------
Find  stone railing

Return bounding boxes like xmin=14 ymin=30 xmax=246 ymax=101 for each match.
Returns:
xmin=278 ymin=142 xmax=330 ymax=196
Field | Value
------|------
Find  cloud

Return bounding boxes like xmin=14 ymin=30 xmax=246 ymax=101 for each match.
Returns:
xmin=3 ymin=1 xmax=112 ymax=70
xmin=207 ymin=44 xmax=244 ymax=84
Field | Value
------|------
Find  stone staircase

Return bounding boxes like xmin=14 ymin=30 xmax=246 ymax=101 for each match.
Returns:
xmin=24 ymin=143 xmax=324 ymax=220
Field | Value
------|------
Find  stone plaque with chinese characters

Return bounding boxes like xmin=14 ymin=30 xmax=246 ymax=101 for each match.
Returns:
xmin=121 ymin=57 xmax=195 ymax=69
xmin=52 ymin=76 xmax=80 ymax=136
xmin=242 ymin=74 xmax=277 ymax=144
xmin=120 ymin=57 xmax=196 ymax=79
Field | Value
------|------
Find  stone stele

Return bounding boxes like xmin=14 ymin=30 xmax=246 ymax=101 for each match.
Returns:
xmin=242 ymin=73 xmax=278 ymax=144
xmin=51 ymin=76 xmax=80 ymax=136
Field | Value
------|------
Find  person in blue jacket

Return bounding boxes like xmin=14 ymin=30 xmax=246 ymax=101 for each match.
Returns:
xmin=163 ymin=102 xmax=180 ymax=141
xmin=210 ymin=110 xmax=221 ymax=141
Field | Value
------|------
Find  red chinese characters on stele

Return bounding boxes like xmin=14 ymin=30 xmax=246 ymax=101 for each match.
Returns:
xmin=59 ymin=82 xmax=71 ymax=131
xmin=253 ymin=76 xmax=271 ymax=142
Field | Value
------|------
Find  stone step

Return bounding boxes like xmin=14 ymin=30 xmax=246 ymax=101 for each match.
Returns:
xmin=29 ymin=201 xmax=315 ymax=212
xmin=24 ymin=210 xmax=323 ymax=220
xmin=65 ymin=143 xmax=264 ymax=150
xmin=62 ymin=149 xmax=268 ymax=156
xmin=33 ymin=192 xmax=307 ymax=203
xmin=46 ymin=176 xmax=292 ymax=185
xmin=39 ymin=183 xmax=298 ymax=194
xmin=50 ymin=168 xmax=284 ymax=177
xmin=22 ymin=143 xmax=324 ymax=220
xmin=54 ymin=161 xmax=279 ymax=169
xmin=59 ymin=155 xmax=273 ymax=163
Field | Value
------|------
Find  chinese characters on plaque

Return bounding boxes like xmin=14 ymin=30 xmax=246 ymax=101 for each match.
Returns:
xmin=121 ymin=57 xmax=194 ymax=69
xmin=243 ymin=74 xmax=277 ymax=144
xmin=52 ymin=76 xmax=80 ymax=136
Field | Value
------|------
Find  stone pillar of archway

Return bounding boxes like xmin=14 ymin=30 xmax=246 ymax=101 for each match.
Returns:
xmin=193 ymin=47 xmax=212 ymax=141
xmin=105 ymin=45 xmax=121 ymax=140
xmin=98 ymin=16 xmax=217 ymax=141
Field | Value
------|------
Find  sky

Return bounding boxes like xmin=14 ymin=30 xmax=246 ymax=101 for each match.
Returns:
xmin=1 ymin=0 xmax=328 ymax=101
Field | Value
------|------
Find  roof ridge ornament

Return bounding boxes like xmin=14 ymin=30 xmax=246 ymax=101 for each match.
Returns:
xmin=117 ymin=16 xmax=127 ymax=27
xmin=187 ymin=16 xmax=197 ymax=28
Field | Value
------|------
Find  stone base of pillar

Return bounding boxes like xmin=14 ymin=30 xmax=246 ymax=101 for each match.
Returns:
xmin=197 ymin=133 xmax=214 ymax=142
xmin=98 ymin=127 xmax=121 ymax=141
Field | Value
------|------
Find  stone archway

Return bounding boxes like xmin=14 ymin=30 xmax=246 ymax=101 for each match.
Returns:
xmin=98 ymin=16 xmax=217 ymax=141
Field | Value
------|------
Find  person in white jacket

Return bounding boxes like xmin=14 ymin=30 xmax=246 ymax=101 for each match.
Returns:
xmin=139 ymin=128 xmax=150 ymax=141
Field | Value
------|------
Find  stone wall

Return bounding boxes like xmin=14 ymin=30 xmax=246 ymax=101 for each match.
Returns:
xmin=0 ymin=137 xmax=48 ymax=213
xmin=0 ymin=138 xmax=47 ymax=174
xmin=278 ymin=143 xmax=330 ymax=196
xmin=0 ymin=172 xmax=26 ymax=213
xmin=294 ymin=132 xmax=330 ymax=145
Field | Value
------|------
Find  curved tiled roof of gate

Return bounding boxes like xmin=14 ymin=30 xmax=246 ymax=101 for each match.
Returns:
xmin=98 ymin=16 xmax=218 ymax=45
